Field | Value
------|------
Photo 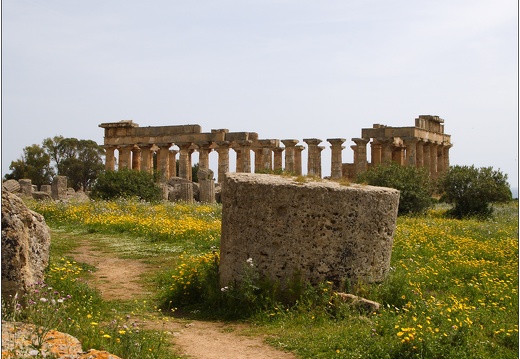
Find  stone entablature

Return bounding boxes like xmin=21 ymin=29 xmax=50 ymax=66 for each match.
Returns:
xmin=99 ymin=115 xmax=452 ymax=182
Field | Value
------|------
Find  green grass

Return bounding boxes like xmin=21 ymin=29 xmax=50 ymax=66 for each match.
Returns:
xmin=10 ymin=198 xmax=518 ymax=358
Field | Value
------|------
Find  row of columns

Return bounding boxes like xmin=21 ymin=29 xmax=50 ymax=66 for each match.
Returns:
xmin=351 ymin=137 xmax=452 ymax=178
xmin=105 ymin=137 xmax=451 ymax=182
xmin=104 ymin=138 xmax=349 ymax=182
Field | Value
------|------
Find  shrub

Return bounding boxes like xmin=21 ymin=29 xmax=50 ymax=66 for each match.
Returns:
xmin=355 ymin=162 xmax=434 ymax=215
xmin=438 ymin=165 xmax=512 ymax=219
xmin=90 ymin=169 xmax=162 ymax=202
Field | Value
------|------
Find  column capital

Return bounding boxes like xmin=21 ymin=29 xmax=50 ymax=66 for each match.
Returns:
xmin=401 ymin=136 xmax=419 ymax=144
xmin=257 ymin=139 xmax=279 ymax=148
xmin=216 ymin=141 xmax=231 ymax=150
xmin=327 ymin=138 xmax=346 ymax=145
xmin=282 ymin=139 xmax=299 ymax=147
xmin=351 ymin=138 xmax=370 ymax=146
xmin=303 ymin=138 xmax=322 ymax=146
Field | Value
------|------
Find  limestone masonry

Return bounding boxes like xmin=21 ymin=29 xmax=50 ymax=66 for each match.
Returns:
xmin=219 ymin=173 xmax=400 ymax=289
xmin=99 ymin=115 xmax=452 ymax=182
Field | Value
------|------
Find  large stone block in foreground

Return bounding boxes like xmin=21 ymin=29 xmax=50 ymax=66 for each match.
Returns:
xmin=219 ymin=173 xmax=400 ymax=290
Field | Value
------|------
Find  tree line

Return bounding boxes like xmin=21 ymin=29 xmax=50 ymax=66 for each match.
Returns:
xmin=4 ymin=136 xmax=105 ymax=191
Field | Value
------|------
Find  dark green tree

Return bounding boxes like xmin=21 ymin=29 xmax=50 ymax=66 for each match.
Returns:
xmin=90 ymin=168 xmax=162 ymax=202
xmin=61 ymin=140 xmax=105 ymax=191
xmin=439 ymin=165 xmax=512 ymax=219
xmin=4 ymin=144 xmax=54 ymax=188
xmin=42 ymin=136 xmax=104 ymax=191
xmin=355 ymin=162 xmax=434 ymax=215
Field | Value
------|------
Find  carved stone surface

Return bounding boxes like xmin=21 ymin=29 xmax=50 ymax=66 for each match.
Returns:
xmin=1 ymin=191 xmax=51 ymax=299
xmin=219 ymin=173 xmax=400 ymax=290
xmin=2 ymin=180 xmax=20 ymax=193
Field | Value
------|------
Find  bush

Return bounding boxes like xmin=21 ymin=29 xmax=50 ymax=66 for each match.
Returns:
xmin=90 ymin=169 xmax=162 ymax=202
xmin=355 ymin=162 xmax=434 ymax=215
xmin=438 ymin=165 xmax=512 ymax=219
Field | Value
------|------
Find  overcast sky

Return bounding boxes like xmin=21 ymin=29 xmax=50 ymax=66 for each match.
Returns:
xmin=2 ymin=1 xmax=518 ymax=190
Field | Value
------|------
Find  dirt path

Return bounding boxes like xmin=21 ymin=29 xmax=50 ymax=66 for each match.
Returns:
xmin=69 ymin=242 xmax=297 ymax=359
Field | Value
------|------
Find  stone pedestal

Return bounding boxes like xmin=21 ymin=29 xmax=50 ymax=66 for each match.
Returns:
xmin=198 ymin=168 xmax=216 ymax=203
xmin=328 ymin=138 xmax=346 ymax=179
xmin=220 ymin=173 xmax=400 ymax=290
xmin=51 ymin=176 xmax=68 ymax=200
xmin=19 ymin=179 xmax=33 ymax=196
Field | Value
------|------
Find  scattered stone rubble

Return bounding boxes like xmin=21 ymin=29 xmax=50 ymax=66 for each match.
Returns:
xmin=2 ymin=321 xmax=122 ymax=359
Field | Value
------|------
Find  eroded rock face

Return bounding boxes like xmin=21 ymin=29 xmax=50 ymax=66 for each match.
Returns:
xmin=1 ymin=191 xmax=51 ymax=299
xmin=219 ymin=173 xmax=400 ymax=290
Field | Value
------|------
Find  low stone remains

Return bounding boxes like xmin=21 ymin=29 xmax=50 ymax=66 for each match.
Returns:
xmin=19 ymin=179 xmax=33 ymax=196
xmin=1 ymin=191 xmax=51 ymax=299
xmin=2 ymin=179 xmax=20 ymax=193
xmin=219 ymin=173 xmax=400 ymax=290
xmin=51 ymin=175 xmax=68 ymax=200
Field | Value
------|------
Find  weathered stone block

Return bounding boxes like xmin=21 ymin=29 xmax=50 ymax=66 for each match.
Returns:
xmin=2 ymin=179 xmax=20 ymax=193
xmin=40 ymin=184 xmax=52 ymax=194
xmin=198 ymin=168 xmax=215 ymax=203
xmin=51 ymin=176 xmax=68 ymax=200
xmin=32 ymin=191 xmax=52 ymax=201
xmin=19 ymin=179 xmax=33 ymax=196
xmin=1 ymin=191 xmax=51 ymax=299
xmin=219 ymin=173 xmax=399 ymax=290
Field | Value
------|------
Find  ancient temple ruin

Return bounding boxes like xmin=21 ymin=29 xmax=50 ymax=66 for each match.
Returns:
xmin=99 ymin=115 xmax=452 ymax=182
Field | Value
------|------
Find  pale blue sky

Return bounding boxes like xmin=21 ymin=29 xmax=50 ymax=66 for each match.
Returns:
xmin=2 ymin=1 xmax=518 ymax=189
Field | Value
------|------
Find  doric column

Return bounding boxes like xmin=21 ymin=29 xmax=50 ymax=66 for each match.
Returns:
xmin=118 ymin=145 xmax=132 ymax=169
xmin=131 ymin=145 xmax=141 ymax=171
xmin=237 ymin=140 xmax=252 ymax=173
xmin=282 ymin=139 xmax=299 ymax=173
xmin=169 ymin=149 xmax=178 ymax=177
xmin=273 ymin=147 xmax=284 ymax=171
xmin=105 ymin=146 xmax=116 ymax=171
xmin=416 ymin=140 xmax=425 ymax=167
xmin=402 ymin=137 xmax=418 ymax=167
xmin=294 ymin=145 xmax=304 ymax=175
xmin=178 ymin=142 xmax=192 ymax=180
xmin=352 ymin=138 xmax=370 ymax=177
xmin=392 ymin=147 xmax=405 ymax=165
xmin=198 ymin=168 xmax=215 ymax=203
xmin=258 ymin=139 xmax=277 ymax=171
xmin=198 ymin=143 xmax=213 ymax=170
xmin=370 ymin=141 xmax=382 ymax=165
xmin=429 ymin=142 xmax=438 ymax=178
xmin=303 ymin=138 xmax=322 ymax=177
xmin=442 ymin=144 xmax=452 ymax=174
xmin=188 ymin=149 xmax=195 ymax=181
xmin=436 ymin=145 xmax=444 ymax=174
xmin=140 ymin=145 xmax=153 ymax=173
xmin=157 ymin=143 xmax=172 ymax=181
xmin=377 ymin=138 xmax=393 ymax=164
xmin=328 ymin=138 xmax=346 ymax=179
xmin=253 ymin=148 xmax=263 ymax=172
xmin=422 ymin=141 xmax=431 ymax=173
xmin=215 ymin=141 xmax=231 ymax=183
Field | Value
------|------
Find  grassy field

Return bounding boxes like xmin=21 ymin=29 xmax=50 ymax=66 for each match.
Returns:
xmin=11 ymin=198 xmax=519 ymax=358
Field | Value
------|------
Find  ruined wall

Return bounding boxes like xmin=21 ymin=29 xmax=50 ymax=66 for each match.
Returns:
xmin=219 ymin=173 xmax=400 ymax=290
